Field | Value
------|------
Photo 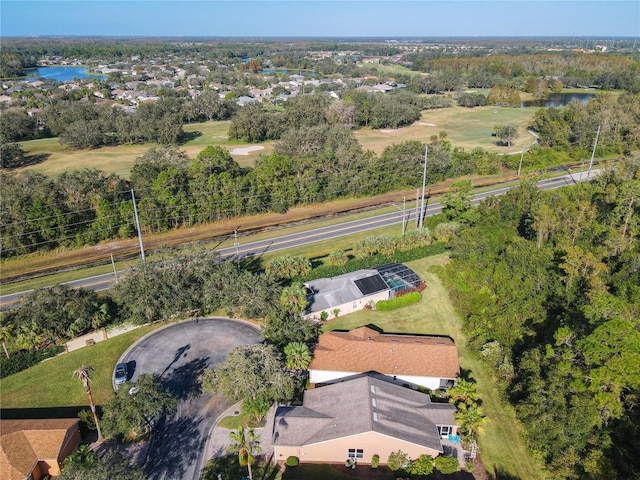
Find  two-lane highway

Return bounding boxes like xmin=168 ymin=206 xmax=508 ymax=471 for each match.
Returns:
xmin=0 ymin=171 xmax=597 ymax=309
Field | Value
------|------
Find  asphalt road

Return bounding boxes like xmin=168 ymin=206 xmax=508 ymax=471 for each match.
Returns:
xmin=117 ymin=318 xmax=262 ymax=480
xmin=0 ymin=172 xmax=596 ymax=309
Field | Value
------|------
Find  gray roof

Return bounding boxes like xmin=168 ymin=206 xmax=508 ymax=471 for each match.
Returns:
xmin=271 ymin=376 xmax=455 ymax=452
xmin=304 ymin=269 xmax=389 ymax=314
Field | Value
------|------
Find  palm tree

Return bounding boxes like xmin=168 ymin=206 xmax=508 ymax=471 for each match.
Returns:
xmin=73 ymin=365 xmax=103 ymax=442
xmin=447 ymin=379 xmax=480 ymax=407
xmin=227 ymin=427 xmax=261 ymax=480
xmin=454 ymin=403 xmax=486 ymax=441
xmin=284 ymin=341 xmax=312 ymax=371
xmin=0 ymin=322 xmax=14 ymax=358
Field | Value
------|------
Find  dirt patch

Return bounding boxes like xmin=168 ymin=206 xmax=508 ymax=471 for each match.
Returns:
xmin=379 ymin=129 xmax=400 ymax=133
xmin=230 ymin=145 xmax=264 ymax=155
xmin=418 ymin=122 xmax=437 ymax=126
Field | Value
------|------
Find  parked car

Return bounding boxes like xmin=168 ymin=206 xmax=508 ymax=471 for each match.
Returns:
xmin=114 ymin=363 xmax=128 ymax=385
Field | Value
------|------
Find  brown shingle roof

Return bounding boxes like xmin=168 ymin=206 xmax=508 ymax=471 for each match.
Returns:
xmin=0 ymin=419 xmax=80 ymax=480
xmin=309 ymin=326 xmax=460 ymax=379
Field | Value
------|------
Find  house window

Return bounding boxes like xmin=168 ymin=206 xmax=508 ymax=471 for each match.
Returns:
xmin=437 ymin=425 xmax=452 ymax=438
xmin=348 ymin=448 xmax=364 ymax=459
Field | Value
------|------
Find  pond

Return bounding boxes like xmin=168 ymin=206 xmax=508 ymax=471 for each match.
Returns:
xmin=522 ymin=92 xmax=595 ymax=108
xmin=25 ymin=66 xmax=106 ymax=82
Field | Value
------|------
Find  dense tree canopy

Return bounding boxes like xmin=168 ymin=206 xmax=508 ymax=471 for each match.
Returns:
xmin=441 ymin=159 xmax=640 ymax=479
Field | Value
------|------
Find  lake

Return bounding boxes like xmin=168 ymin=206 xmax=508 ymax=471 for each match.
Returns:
xmin=522 ymin=92 xmax=595 ymax=108
xmin=25 ymin=66 xmax=106 ymax=82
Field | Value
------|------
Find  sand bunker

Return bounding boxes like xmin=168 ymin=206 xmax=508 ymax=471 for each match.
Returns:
xmin=418 ymin=122 xmax=437 ymax=126
xmin=380 ymin=129 xmax=400 ymax=133
xmin=230 ymin=146 xmax=264 ymax=155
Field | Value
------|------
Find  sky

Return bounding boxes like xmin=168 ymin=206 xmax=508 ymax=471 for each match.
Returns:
xmin=1 ymin=1 xmax=638 ymax=38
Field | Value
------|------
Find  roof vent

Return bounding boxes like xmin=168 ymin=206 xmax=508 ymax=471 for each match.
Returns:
xmin=372 ymin=398 xmax=377 ymax=407
xmin=370 ymin=385 xmax=375 ymax=394
xmin=373 ymin=412 xmax=379 ymax=422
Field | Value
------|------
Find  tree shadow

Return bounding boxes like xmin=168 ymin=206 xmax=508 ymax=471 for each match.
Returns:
xmin=489 ymin=468 xmax=522 ymax=480
xmin=161 ymin=357 xmax=210 ymax=401
xmin=145 ymin=416 xmax=202 ymax=479
xmin=179 ymin=130 xmax=203 ymax=144
xmin=2 ymin=152 xmax=51 ymax=169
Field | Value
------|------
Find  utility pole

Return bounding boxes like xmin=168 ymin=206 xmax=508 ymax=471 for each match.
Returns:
xmin=518 ymin=145 xmax=525 ymax=177
xmin=131 ymin=189 xmax=145 ymax=262
xmin=110 ymin=253 xmax=118 ymax=283
xmin=587 ymin=125 xmax=601 ymax=178
xmin=402 ymin=196 xmax=406 ymax=236
xmin=418 ymin=146 xmax=428 ymax=230
xmin=415 ymin=189 xmax=420 ymax=228
xmin=234 ymin=227 xmax=240 ymax=268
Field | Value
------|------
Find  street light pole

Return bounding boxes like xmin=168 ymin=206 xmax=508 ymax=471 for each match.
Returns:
xmin=418 ymin=146 xmax=428 ymax=230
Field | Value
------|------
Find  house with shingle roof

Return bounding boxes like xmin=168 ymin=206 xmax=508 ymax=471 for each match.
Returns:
xmin=269 ymin=375 xmax=457 ymax=465
xmin=0 ymin=418 xmax=81 ymax=480
xmin=309 ymin=326 xmax=460 ymax=390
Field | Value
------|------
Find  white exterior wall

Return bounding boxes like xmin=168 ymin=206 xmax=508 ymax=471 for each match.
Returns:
xmin=303 ymin=290 xmax=390 ymax=322
xmin=309 ymin=370 xmax=454 ymax=391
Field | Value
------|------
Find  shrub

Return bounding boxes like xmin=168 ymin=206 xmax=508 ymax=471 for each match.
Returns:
xmin=376 ymin=291 xmax=422 ymax=311
xmin=407 ymin=454 xmax=434 ymax=476
xmin=285 ymin=456 xmax=299 ymax=467
xmin=0 ymin=345 xmax=65 ymax=378
xmin=371 ymin=454 xmax=380 ymax=468
xmin=387 ymin=450 xmax=409 ymax=471
xmin=327 ymin=249 xmax=349 ymax=267
xmin=435 ymin=455 xmax=460 ymax=474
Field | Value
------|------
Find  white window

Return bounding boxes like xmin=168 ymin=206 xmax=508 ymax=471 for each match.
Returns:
xmin=348 ymin=448 xmax=364 ymax=458
xmin=437 ymin=425 xmax=452 ymax=438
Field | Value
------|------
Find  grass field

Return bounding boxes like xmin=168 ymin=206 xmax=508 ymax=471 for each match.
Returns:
xmin=18 ymin=121 xmax=271 ymax=178
xmin=0 ymin=323 xmax=160 ymax=409
xmin=323 ymin=254 xmax=546 ymax=480
xmin=16 ymin=104 xmax=535 ymax=179
xmin=355 ymin=105 xmax=537 ymax=156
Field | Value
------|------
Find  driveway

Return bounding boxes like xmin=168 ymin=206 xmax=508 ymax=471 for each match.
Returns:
xmin=117 ymin=318 xmax=262 ymax=480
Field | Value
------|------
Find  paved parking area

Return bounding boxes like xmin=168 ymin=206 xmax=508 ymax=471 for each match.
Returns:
xmin=117 ymin=317 xmax=262 ymax=480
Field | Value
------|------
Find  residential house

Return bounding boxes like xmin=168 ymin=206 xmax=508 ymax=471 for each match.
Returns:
xmin=0 ymin=418 xmax=81 ymax=480
xmin=269 ymin=375 xmax=458 ymax=465
xmin=303 ymin=263 xmax=423 ymax=322
xmin=303 ymin=269 xmax=391 ymax=322
xmin=308 ymin=326 xmax=460 ymax=390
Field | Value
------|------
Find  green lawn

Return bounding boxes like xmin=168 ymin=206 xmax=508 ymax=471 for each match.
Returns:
xmin=355 ymin=105 xmax=537 ymax=156
xmin=0 ymin=323 xmax=160 ymax=409
xmin=18 ymin=120 xmax=270 ymax=178
xmin=323 ymin=254 xmax=546 ymax=480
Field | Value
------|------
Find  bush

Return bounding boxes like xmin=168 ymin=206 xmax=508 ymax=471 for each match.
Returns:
xmin=0 ymin=345 xmax=65 ymax=378
xmin=285 ymin=456 xmax=299 ymax=467
xmin=407 ymin=454 xmax=434 ymax=476
xmin=376 ymin=291 xmax=422 ymax=311
xmin=371 ymin=454 xmax=380 ymax=468
xmin=435 ymin=455 xmax=460 ymax=474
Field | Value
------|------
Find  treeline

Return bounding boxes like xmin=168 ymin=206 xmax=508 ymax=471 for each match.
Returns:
xmin=0 ymin=89 xmax=238 ymax=151
xmin=441 ymin=160 xmax=640 ymax=479
xmin=1 ymin=130 xmax=503 ymax=257
xmin=407 ymin=52 xmax=640 ymax=93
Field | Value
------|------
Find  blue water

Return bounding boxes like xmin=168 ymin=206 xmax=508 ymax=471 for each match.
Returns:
xmin=25 ymin=66 xmax=106 ymax=82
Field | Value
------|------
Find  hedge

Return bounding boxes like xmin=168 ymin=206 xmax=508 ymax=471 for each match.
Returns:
xmin=304 ymin=242 xmax=446 ymax=282
xmin=376 ymin=291 xmax=422 ymax=311
xmin=1 ymin=345 xmax=65 ymax=378
xmin=285 ymin=456 xmax=299 ymax=467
